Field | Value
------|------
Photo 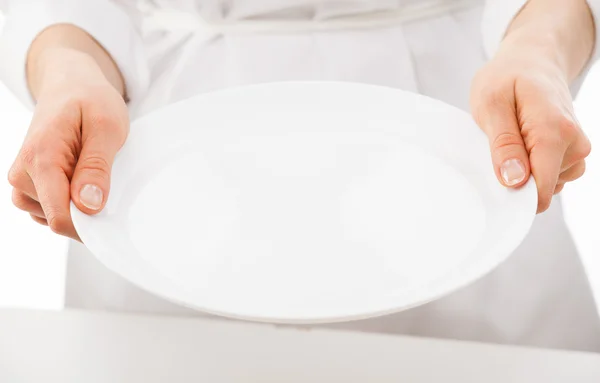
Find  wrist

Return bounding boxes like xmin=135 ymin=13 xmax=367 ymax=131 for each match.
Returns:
xmin=502 ymin=0 xmax=595 ymax=82
xmin=26 ymin=25 xmax=126 ymax=101
xmin=499 ymin=28 xmax=568 ymax=78
xmin=28 ymin=47 xmax=108 ymax=97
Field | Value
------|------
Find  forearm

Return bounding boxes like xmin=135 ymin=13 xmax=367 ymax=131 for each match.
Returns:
xmin=502 ymin=0 xmax=595 ymax=82
xmin=26 ymin=24 xmax=125 ymax=101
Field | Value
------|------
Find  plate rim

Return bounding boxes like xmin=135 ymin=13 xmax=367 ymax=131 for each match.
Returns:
xmin=71 ymin=80 xmax=538 ymax=324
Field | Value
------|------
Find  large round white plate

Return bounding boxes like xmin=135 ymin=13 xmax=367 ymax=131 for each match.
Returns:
xmin=71 ymin=81 xmax=537 ymax=324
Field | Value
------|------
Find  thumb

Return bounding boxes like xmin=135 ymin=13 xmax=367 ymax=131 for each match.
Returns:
xmin=475 ymin=95 xmax=531 ymax=188
xmin=71 ymin=114 xmax=128 ymax=215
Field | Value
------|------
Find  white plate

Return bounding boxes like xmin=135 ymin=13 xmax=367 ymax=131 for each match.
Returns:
xmin=71 ymin=81 xmax=537 ymax=324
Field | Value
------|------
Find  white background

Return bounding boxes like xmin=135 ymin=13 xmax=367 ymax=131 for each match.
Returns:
xmin=0 ymin=15 xmax=599 ymax=314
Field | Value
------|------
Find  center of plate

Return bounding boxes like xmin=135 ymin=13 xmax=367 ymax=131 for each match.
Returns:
xmin=125 ymin=131 xmax=486 ymax=316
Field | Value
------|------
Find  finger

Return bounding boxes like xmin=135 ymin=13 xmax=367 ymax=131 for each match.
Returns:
xmin=30 ymin=214 xmax=48 ymax=226
xmin=561 ymin=124 xmax=591 ymax=171
xmin=31 ymin=165 xmax=79 ymax=240
xmin=529 ymin=138 xmax=565 ymax=213
xmin=554 ymin=184 xmax=565 ymax=195
xmin=70 ymin=110 xmax=128 ymax=215
xmin=8 ymin=162 xmax=38 ymax=201
xmin=474 ymin=91 xmax=531 ymax=188
xmin=559 ymin=160 xmax=586 ymax=183
xmin=12 ymin=189 xmax=45 ymax=218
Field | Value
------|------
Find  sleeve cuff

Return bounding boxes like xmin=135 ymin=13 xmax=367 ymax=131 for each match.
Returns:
xmin=480 ymin=0 xmax=529 ymax=59
xmin=0 ymin=0 xmax=149 ymax=110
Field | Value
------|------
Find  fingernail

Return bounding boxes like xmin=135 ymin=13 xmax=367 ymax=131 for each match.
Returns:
xmin=79 ymin=184 xmax=103 ymax=210
xmin=500 ymin=159 xmax=526 ymax=186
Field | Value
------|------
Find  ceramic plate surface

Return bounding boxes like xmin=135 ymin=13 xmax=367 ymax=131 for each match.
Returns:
xmin=72 ymin=81 xmax=537 ymax=324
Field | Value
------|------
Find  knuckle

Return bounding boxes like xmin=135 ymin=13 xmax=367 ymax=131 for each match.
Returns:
xmin=19 ymin=142 xmax=54 ymax=172
xmin=34 ymin=156 xmax=57 ymax=173
xmin=47 ymin=212 xmax=71 ymax=235
xmin=19 ymin=143 xmax=37 ymax=168
xmin=533 ymin=133 xmax=563 ymax=151
xmin=77 ymin=155 xmax=111 ymax=179
xmin=557 ymin=117 xmax=579 ymax=139
xmin=492 ymin=132 xmax=523 ymax=151
xmin=523 ymin=116 xmax=576 ymax=150
xmin=574 ymin=137 xmax=592 ymax=161
xmin=11 ymin=190 xmax=26 ymax=210
xmin=7 ymin=166 xmax=21 ymax=188
xmin=20 ymin=142 xmax=62 ymax=173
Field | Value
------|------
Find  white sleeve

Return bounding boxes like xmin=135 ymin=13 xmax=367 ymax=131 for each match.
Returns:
xmin=480 ymin=0 xmax=528 ymax=59
xmin=0 ymin=0 xmax=149 ymax=110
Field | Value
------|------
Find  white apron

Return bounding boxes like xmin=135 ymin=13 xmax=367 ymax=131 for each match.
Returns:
xmin=62 ymin=0 xmax=600 ymax=352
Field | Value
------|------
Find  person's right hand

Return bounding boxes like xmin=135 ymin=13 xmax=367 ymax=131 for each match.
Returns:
xmin=8 ymin=49 xmax=129 ymax=241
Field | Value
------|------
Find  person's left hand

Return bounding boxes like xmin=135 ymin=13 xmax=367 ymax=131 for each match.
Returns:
xmin=470 ymin=39 xmax=591 ymax=214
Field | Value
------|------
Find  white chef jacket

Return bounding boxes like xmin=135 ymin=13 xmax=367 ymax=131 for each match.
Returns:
xmin=2 ymin=0 xmax=600 ymax=352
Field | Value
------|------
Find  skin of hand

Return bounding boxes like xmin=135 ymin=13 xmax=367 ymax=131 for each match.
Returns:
xmin=8 ymin=25 xmax=128 ymax=241
xmin=471 ymin=0 xmax=595 ymax=213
